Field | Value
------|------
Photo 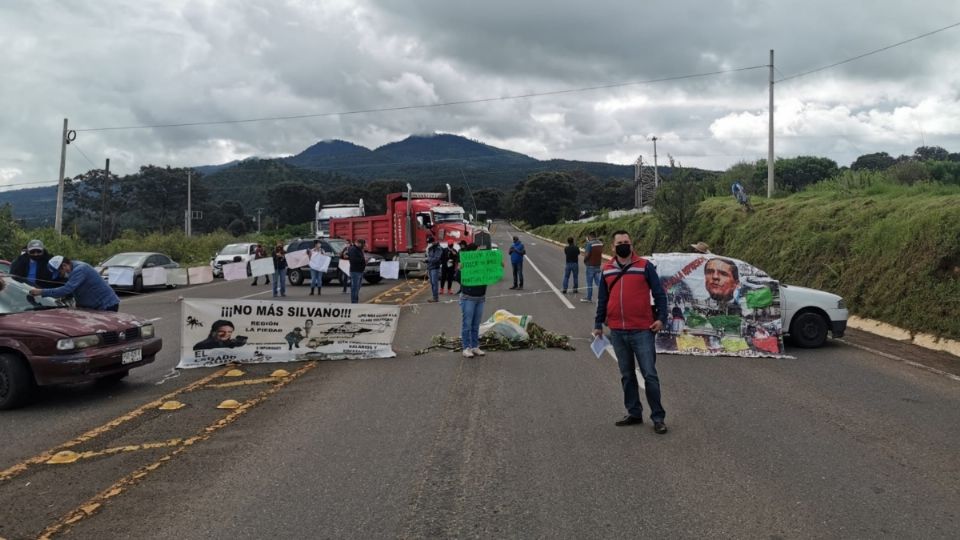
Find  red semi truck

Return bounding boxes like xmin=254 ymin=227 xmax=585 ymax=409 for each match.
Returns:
xmin=329 ymin=184 xmax=483 ymax=271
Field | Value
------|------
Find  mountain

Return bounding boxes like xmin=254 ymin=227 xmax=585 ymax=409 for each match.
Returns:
xmin=285 ymin=139 xmax=375 ymax=169
xmin=0 ymin=185 xmax=58 ymax=228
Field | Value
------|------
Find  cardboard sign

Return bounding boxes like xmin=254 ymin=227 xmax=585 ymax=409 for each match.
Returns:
xmin=285 ymin=249 xmax=310 ymax=269
xmin=459 ymin=249 xmax=503 ymax=286
xmin=222 ymin=261 xmax=249 ymax=281
xmin=107 ymin=267 xmax=135 ymax=286
xmin=188 ymin=266 xmax=214 ymax=284
xmin=338 ymin=259 xmax=351 ymax=276
xmin=379 ymin=260 xmax=400 ymax=280
xmin=142 ymin=267 xmax=167 ymax=287
xmin=250 ymin=257 xmax=275 ymax=277
xmin=309 ymin=254 xmax=331 ymax=272
xmin=167 ymin=268 xmax=190 ymax=285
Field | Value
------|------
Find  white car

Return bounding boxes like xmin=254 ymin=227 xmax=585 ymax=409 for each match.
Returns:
xmin=650 ymin=253 xmax=848 ymax=349
xmin=210 ymin=243 xmax=257 ymax=278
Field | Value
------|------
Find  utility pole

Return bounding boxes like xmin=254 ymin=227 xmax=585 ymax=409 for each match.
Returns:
xmin=651 ymin=136 xmax=660 ymax=188
xmin=55 ymin=118 xmax=69 ymax=235
xmin=768 ymin=49 xmax=775 ymax=198
xmin=633 ymin=156 xmax=643 ymax=209
xmin=185 ymin=171 xmax=192 ymax=237
xmin=256 ymin=208 xmax=262 ymax=233
xmin=99 ymin=158 xmax=110 ymax=245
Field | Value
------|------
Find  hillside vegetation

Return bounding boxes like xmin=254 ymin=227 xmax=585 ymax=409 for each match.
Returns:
xmin=533 ymin=175 xmax=960 ymax=340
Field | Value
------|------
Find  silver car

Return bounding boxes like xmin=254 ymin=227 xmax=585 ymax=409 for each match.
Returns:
xmin=97 ymin=252 xmax=180 ymax=292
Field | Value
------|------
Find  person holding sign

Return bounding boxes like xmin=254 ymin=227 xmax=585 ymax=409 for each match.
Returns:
xmin=457 ymin=243 xmax=488 ymax=358
xmin=593 ymin=230 xmax=669 ymax=434
xmin=272 ymin=242 xmax=287 ymax=297
xmin=308 ymin=240 xmax=323 ymax=296
xmin=31 ymin=256 xmax=120 ymax=311
xmin=508 ymin=236 xmax=525 ymax=290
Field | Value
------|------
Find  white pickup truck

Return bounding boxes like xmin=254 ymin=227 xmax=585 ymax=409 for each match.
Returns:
xmin=649 ymin=253 xmax=848 ymax=349
xmin=210 ymin=242 xmax=258 ymax=278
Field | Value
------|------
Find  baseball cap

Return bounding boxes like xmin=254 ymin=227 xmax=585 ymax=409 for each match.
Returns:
xmin=27 ymin=239 xmax=44 ymax=252
xmin=48 ymin=255 xmax=64 ymax=272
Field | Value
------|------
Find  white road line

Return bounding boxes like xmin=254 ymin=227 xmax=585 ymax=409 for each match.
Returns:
xmin=838 ymin=338 xmax=960 ymax=383
xmin=523 ymin=255 xmax=575 ymax=310
xmin=122 ymin=279 xmax=233 ymax=303
xmin=239 ymin=289 xmax=273 ymax=300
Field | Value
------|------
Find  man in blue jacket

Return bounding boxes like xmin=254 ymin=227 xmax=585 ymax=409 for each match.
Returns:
xmin=29 ymin=256 xmax=120 ymax=311
xmin=508 ymin=236 xmax=525 ymax=290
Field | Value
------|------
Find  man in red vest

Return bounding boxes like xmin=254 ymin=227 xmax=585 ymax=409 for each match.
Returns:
xmin=593 ymin=230 xmax=669 ymax=434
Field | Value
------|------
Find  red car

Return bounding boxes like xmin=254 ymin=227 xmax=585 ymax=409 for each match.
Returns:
xmin=0 ymin=277 xmax=162 ymax=409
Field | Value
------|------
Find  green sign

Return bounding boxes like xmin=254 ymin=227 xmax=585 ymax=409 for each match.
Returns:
xmin=459 ymin=249 xmax=504 ymax=286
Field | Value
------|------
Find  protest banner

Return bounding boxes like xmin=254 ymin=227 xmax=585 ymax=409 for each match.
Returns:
xmin=459 ymin=248 xmax=503 ymax=286
xmin=142 ymin=267 xmax=167 ymax=287
xmin=650 ymin=253 xmax=786 ymax=358
xmin=189 ymin=266 xmax=214 ymax=284
xmin=107 ymin=267 xmax=135 ymax=286
xmin=222 ymin=261 xmax=248 ymax=281
xmin=179 ymin=298 xmax=400 ymax=368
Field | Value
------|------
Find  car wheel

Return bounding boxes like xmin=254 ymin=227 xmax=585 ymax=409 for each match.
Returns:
xmin=790 ymin=312 xmax=828 ymax=348
xmin=288 ymin=268 xmax=304 ymax=286
xmin=133 ymin=275 xmax=143 ymax=293
xmin=364 ymin=275 xmax=383 ymax=285
xmin=0 ymin=353 xmax=35 ymax=410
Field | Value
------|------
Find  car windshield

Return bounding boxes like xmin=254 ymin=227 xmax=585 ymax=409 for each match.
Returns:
xmin=326 ymin=239 xmax=348 ymax=253
xmin=433 ymin=209 xmax=464 ymax=223
xmin=0 ymin=277 xmax=63 ymax=314
xmin=219 ymin=244 xmax=249 ymax=255
xmin=102 ymin=253 xmax=148 ymax=267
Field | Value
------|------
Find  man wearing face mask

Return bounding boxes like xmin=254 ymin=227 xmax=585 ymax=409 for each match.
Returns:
xmin=10 ymin=239 xmax=60 ymax=289
xmin=593 ymin=230 xmax=669 ymax=434
xmin=425 ymin=236 xmax=443 ymax=302
xmin=30 ymin=256 xmax=120 ymax=311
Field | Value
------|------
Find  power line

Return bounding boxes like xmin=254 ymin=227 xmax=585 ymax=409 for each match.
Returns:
xmin=777 ymin=20 xmax=960 ymax=83
xmin=75 ymin=65 xmax=768 ymax=132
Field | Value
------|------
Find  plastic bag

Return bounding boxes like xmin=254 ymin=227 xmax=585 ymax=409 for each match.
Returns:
xmin=479 ymin=309 xmax=532 ymax=341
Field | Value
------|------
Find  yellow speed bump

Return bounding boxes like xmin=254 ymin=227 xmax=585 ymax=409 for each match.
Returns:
xmin=224 ymin=369 xmax=245 ymax=377
xmin=47 ymin=450 xmax=80 ymax=465
xmin=158 ymin=400 xmax=185 ymax=411
xmin=270 ymin=369 xmax=290 ymax=378
xmin=216 ymin=399 xmax=241 ymax=410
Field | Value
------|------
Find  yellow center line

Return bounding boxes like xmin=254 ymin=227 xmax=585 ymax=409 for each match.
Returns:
xmin=46 ymin=438 xmax=192 ymax=464
xmin=0 ymin=366 xmax=231 ymax=483
xmin=38 ymin=361 xmax=318 ymax=540
xmin=205 ymin=377 xmax=282 ymax=389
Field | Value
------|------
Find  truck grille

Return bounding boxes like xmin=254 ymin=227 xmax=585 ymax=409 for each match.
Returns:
xmin=100 ymin=326 xmax=141 ymax=345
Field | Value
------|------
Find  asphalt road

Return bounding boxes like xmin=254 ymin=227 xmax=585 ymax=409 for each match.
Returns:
xmin=1 ymin=224 xmax=958 ymax=539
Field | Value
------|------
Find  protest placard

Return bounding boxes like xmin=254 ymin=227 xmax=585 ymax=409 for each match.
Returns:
xmin=285 ymin=249 xmax=309 ymax=269
xmin=459 ymin=249 xmax=503 ymax=286
xmin=309 ymin=254 xmax=331 ymax=272
xmin=142 ymin=267 xmax=167 ymax=286
xmin=223 ymin=261 xmax=248 ymax=281
xmin=107 ymin=267 xmax=134 ymax=286
xmin=338 ymin=259 xmax=351 ymax=276
xmin=250 ymin=257 xmax=275 ymax=277
xmin=379 ymin=260 xmax=400 ymax=280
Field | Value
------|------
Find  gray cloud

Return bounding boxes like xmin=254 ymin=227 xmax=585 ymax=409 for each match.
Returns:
xmin=2 ymin=0 xmax=959 ymax=190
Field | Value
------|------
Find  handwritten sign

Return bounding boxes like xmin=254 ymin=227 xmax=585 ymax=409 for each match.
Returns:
xmin=223 ymin=261 xmax=249 ymax=281
xmin=309 ymin=254 xmax=331 ymax=272
xmin=379 ymin=260 xmax=400 ymax=280
xmin=285 ymin=249 xmax=309 ymax=269
xmin=459 ymin=249 xmax=503 ymax=286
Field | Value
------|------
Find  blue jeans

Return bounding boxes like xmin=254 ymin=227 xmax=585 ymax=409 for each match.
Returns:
xmin=512 ymin=261 xmax=523 ymax=287
xmin=562 ymin=262 xmax=579 ymax=291
xmin=460 ymin=296 xmax=485 ymax=349
xmin=609 ymin=330 xmax=665 ymax=422
xmin=428 ymin=267 xmax=441 ymax=299
xmin=273 ymin=270 xmax=286 ymax=296
xmin=585 ymin=265 xmax=601 ymax=300
xmin=310 ymin=269 xmax=322 ymax=290
xmin=350 ymin=272 xmax=363 ymax=304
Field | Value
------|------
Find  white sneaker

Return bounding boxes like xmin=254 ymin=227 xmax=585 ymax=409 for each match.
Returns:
xmin=472 ymin=348 xmax=486 ymax=356
xmin=462 ymin=349 xmax=475 ymax=358
xmin=579 ymin=298 xmax=592 ymax=303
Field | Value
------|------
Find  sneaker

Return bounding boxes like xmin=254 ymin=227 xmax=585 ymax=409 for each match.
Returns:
xmin=462 ymin=349 xmax=475 ymax=358
xmin=615 ymin=415 xmax=643 ymax=426
xmin=579 ymin=298 xmax=592 ymax=303
xmin=654 ymin=422 xmax=668 ymax=434
xmin=427 ymin=298 xmax=438 ymax=303
xmin=472 ymin=348 xmax=486 ymax=356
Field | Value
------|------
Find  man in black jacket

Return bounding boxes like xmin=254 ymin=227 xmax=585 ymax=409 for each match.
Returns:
xmin=10 ymin=239 xmax=60 ymax=289
xmin=347 ymin=239 xmax=367 ymax=304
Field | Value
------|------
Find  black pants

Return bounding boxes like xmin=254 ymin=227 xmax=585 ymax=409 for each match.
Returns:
xmin=512 ymin=261 xmax=524 ymax=287
xmin=441 ymin=266 xmax=455 ymax=289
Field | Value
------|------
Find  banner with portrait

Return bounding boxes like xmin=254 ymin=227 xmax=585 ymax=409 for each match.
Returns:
xmin=649 ymin=253 xmax=786 ymax=358
xmin=178 ymin=298 xmax=400 ymax=368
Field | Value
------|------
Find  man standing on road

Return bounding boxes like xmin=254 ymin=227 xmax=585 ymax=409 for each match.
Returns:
xmin=347 ymin=238 xmax=367 ymax=304
xmin=581 ymin=232 xmax=603 ymax=303
xmin=561 ymin=236 xmax=579 ymax=294
xmin=508 ymin=236 xmax=525 ymax=290
xmin=10 ymin=239 xmax=59 ymax=289
xmin=593 ymin=230 xmax=669 ymax=434
xmin=426 ymin=236 xmax=443 ymax=303
xmin=31 ymin=256 xmax=120 ymax=312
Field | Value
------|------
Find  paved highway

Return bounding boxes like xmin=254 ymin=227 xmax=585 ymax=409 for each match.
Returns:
xmin=1 ymin=224 xmax=958 ymax=539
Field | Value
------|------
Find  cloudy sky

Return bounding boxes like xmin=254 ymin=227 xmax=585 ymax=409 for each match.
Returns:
xmin=2 ymin=0 xmax=959 ymax=190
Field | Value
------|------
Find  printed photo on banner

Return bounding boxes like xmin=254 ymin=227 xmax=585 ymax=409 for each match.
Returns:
xmin=178 ymin=298 xmax=401 ymax=368
xmin=459 ymin=248 xmax=503 ymax=286
xmin=649 ymin=253 xmax=785 ymax=358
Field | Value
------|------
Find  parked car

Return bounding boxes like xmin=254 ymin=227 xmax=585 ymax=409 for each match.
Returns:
xmin=649 ymin=253 xmax=848 ymax=349
xmin=210 ymin=242 xmax=258 ymax=278
xmin=0 ymin=277 xmax=162 ymax=409
xmin=284 ymin=238 xmax=384 ymax=286
xmin=97 ymin=252 xmax=180 ymax=292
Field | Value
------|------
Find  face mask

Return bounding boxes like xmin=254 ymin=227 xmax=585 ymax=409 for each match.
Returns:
xmin=615 ymin=244 xmax=632 ymax=258
xmin=439 ymin=242 xmax=448 ymax=249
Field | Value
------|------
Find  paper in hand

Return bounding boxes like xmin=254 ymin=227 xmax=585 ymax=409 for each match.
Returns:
xmin=591 ymin=334 xmax=610 ymax=359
